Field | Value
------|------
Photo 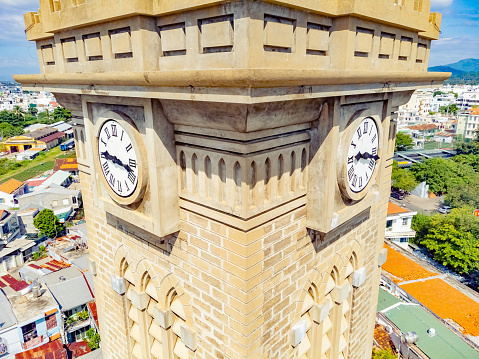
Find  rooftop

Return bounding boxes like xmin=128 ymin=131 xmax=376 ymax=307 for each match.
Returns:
xmin=14 ymin=339 xmax=66 ymax=359
xmin=381 ymin=302 xmax=479 ymax=359
xmin=0 ymin=290 xmax=17 ymax=330
xmin=377 ymin=287 xmax=402 ymax=312
xmin=41 ymin=266 xmax=94 ymax=311
xmin=54 ymin=158 xmax=78 ymax=172
xmin=6 ymin=281 xmax=58 ymax=324
xmin=401 ymin=278 xmax=479 ymax=337
xmin=38 ymin=131 xmax=65 ymax=144
xmin=29 ymin=127 xmax=57 ymax=141
xmin=0 ymin=178 xmax=24 ymax=194
xmin=41 ymin=170 xmax=70 ymax=188
xmin=0 ymin=238 xmax=37 ymax=259
xmin=382 ymin=244 xmax=438 ymax=283
xmin=408 ymin=124 xmax=439 ymax=131
xmin=387 ymin=202 xmax=410 ymax=216
xmin=49 ymin=236 xmax=89 ymax=262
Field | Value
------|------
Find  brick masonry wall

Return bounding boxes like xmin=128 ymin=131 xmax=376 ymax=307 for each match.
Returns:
xmin=82 ymin=157 xmax=386 ymax=359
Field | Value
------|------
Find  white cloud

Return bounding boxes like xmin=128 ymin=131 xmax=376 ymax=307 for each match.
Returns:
xmin=429 ymin=36 xmax=479 ymax=66
xmin=430 ymin=0 xmax=454 ymax=9
xmin=0 ymin=0 xmax=39 ymax=9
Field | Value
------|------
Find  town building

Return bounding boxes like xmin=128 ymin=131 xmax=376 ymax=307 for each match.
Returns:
xmin=0 ymin=180 xmax=27 ymax=208
xmin=16 ymin=208 xmax=40 ymax=235
xmin=0 ymin=210 xmax=21 ymax=246
xmin=434 ymin=132 xmax=455 ymax=145
xmin=49 ymin=121 xmax=74 ymax=139
xmin=53 ymin=158 xmax=79 ymax=176
xmin=385 ymin=203 xmax=417 ymax=250
xmin=16 ymin=186 xmax=80 ymax=215
xmin=0 ymin=274 xmax=62 ymax=357
xmin=376 ymin=289 xmax=479 ymax=359
xmin=15 ymin=0 xmax=447 ymax=358
xmin=3 ymin=128 xmax=65 ymax=153
xmin=40 ymin=267 xmax=95 ymax=343
xmin=457 ymin=108 xmax=479 ymax=141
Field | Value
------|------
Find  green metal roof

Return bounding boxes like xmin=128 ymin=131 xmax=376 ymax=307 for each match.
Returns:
xmin=377 ymin=288 xmax=402 ymax=312
xmin=382 ymin=303 xmax=479 ymax=359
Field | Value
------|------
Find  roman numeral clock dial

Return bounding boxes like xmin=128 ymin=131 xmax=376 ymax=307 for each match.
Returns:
xmin=345 ymin=117 xmax=380 ymax=195
xmin=98 ymin=119 xmax=139 ymax=198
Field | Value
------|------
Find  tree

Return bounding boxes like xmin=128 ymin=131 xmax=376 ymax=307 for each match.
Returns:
xmin=455 ymin=141 xmax=478 ymax=155
xmin=446 ymin=177 xmax=479 ymax=208
xmin=391 ymin=161 xmax=418 ymax=192
xmin=28 ymin=106 xmax=38 ymax=117
xmin=439 ymin=103 xmax=459 ymax=115
xmin=372 ymin=348 xmax=396 ymax=359
xmin=85 ymin=328 xmax=101 ymax=351
xmin=412 ymin=212 xmax=432 ymax=244
xmin=422 ymin=221 xmax=479 ymax=274
xmin=52 ymin=107 xmax=71 ymax=122
xmin=37 ymin=110 xmax=55 ymax=124
xmin=33 ymin=209 xmax=63 ymax=239
xmin=0 ymin=122 xmax=23 ymax=139
xmin=395 ymin=132 xmax=414 ymax=151
xmin=433 ymin=91 xmax=445 ymax=97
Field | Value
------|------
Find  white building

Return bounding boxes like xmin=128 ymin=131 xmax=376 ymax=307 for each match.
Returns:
xmin=457 ymin=91 xmax=479 ymax=110
xmin=434 ymin=132 xmax=454 ymax=145
xmin=0 ymin=179 xmax=26 ymax=208
xmin=385 ymin=202 xmax=417 ymax=249
xmin=457 ymin=108 xmax=479 ymax=141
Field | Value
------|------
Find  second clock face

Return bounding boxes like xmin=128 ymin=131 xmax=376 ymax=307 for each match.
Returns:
xmin=98 ymin=119 xmax=138 ymax=197
xmin=346 ymin=117 xmax=379 ymax=193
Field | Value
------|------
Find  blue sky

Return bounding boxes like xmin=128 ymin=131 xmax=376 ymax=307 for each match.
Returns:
xmin=0 ymin=0 xmax=477 ymax=80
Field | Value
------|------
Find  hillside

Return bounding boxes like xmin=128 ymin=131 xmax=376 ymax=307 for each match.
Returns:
xmin=429 ymin=59 xmax=479 ymax=85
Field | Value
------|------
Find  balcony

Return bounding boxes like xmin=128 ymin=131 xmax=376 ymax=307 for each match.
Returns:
xmin=0 ymin=226 xmax=20 ymax=245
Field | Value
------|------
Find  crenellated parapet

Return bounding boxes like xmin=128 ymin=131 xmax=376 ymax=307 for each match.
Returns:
xmin=22 ymin=0 xmax=442 ymax=79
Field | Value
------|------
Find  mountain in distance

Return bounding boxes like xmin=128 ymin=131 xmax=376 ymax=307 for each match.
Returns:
xmin=429 ymin=58 xmax=479 ymax=85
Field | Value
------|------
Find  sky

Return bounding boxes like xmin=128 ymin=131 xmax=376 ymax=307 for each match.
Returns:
xmin=0 ymin=0 xmax=477 ymax=80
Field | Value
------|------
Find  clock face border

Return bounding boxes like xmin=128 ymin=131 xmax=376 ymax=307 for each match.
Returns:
xmin=93 ymin=110 xmax=148 ymax=206
xmin=337 ymin=114 xmax=383 ymax=201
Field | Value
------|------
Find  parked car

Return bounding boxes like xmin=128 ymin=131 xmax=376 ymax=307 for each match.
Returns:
xmin=438 ymin=206 xmax=452 ymax=214
xmin=391 ymin=191 xmax=405 ymax=200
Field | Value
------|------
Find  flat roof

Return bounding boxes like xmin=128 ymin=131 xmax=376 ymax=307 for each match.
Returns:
xmin=377 ymin=288 xmax=402 ymax=312
xmin=382 ymin=244 xmax=438 ymax=283
xmin=0 ymin=238 xmax=37 ymax=258
xmin=382 ymin=303 xmax=479 ymax=359
xmin=7 ymin=282 xmax=58 ymax=324
xmin=401 ymin=278 xmax=479 ymax=337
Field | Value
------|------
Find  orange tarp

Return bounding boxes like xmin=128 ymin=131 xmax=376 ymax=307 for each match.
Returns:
xmin=382 ymin=244 xmax=437 ymax=283
xmin=401 ymin=278 xmax=479 ymax=336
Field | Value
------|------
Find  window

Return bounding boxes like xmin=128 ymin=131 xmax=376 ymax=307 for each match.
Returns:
xmin=52 ymin=200 xmax=58 ymax=206
xmin=0 ymin=199 xmax=4 ymax=203
xmin=72 ymin=197 xmax=77 ymax=204
xmin=63 ymin=198 xmax=69 ymax=205
xmin=46 ymin=313 xmax=57 ymax=330
xmin=73 ymin=325 xmax=90 ymax=341
xmin=400 ymin=238 xmax=409 ymax=243
xmin=386 ymin=220 xmax=393 ymax=228
xmin=402 ymin=218 xmax=408 ymax=226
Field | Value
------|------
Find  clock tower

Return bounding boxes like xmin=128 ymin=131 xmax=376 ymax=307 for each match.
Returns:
xmin=15 ymin=0 xmax=447 ymax=358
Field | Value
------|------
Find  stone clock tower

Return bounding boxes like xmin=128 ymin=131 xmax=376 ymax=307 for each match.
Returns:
xmin=16 ymin=0 xmax=447 ymax=358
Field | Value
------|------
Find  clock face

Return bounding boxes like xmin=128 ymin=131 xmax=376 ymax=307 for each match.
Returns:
xmin=346 ymin=117 xmax=379 ymax=193
xmin=98 ymin=120 xmax=138 ymax=197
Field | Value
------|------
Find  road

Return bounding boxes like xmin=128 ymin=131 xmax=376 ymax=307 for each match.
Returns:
xmin=389 ymin=193 xmax=444 ymax=214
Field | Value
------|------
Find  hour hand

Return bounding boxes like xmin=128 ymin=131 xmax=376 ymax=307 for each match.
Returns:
xmin=354 ymin=152 xmax=364 ymax=161
xmin=100 ymin=150 xmax=112 ymax=161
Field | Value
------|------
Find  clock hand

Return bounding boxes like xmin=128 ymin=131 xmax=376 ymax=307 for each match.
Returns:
xmin=354 ymin=152 xmax=364 ymax=161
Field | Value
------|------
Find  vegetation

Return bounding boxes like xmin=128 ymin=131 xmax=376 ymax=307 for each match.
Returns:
xmin=85 ymin=328 xmax=101 ymax=351
xmin=391 ymin=161 xmax=418 ymax=192
xmin=33 ymin=209 xmax=64 ymax=239
xmin=0 ymin=147 xmax=72 ymax=183
xmin=394 ymin=132 xmax=414 ymax=151
xmin=439 ymin=103 xmax=459 ymax=115
xmin=412 ymin=207 xmax=479 ymax=274
xmin=371 ymin=348 xmax=396 ymax=359
xmin=67 ymin=310 xmax=89 ymax=325
xmin=32 ymin=245 xmax=47 ymax=261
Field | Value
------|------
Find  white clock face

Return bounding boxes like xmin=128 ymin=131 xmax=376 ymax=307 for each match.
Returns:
xmin=98 ymin=120 xmax=138 ymax=197
xmin=346 ymin=117 xmax=379 ymax=193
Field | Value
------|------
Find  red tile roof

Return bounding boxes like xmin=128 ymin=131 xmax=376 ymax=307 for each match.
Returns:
xmin=54 ymin=158 xmax=78 ymax=172
xmin=0 ymin=178 xmax=24 ymax=194
xmin=15 ymin=339 xmax=66 ymax=359
xmin=67 ymin=341 xmax=91 ymax=358
xmin=39 ymin=131 xmax=65 ymax=144
xmin=387 ymin=202 xmax=410 ymax=215
xmin=408 ymin=124 xmax=438 ymax=131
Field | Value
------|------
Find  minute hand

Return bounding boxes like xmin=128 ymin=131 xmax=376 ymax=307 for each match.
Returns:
xmin=354 ymin=152 xmax=380 ymax=161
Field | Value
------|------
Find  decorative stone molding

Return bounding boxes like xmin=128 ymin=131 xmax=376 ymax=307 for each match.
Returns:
xmin=180 ymin=324 xmax=197 ymax=351
xmin=154 ymin=308 xmax=174 ymax=329
xmin=126 ymin=288 xmax=149 ymax=310
xmin=331 ymin=283 xmax=350 ymax=304
xmin=310 ymin=301 xmax=331 ymax=324
xmin=352 ymin=267 xmax=367 ymax=288
xmin=378 ymin=248 xmax=388 ymax=267
xmin=110 ymin=273 xmax=126 ymax=295
xmin=290 ymin=319 xmax=306 ymax=347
